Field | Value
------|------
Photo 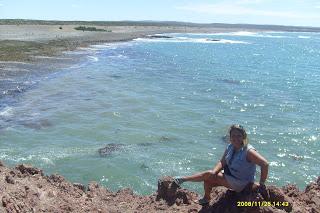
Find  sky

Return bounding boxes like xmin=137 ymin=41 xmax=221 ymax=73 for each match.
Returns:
xmin=1 ymin=0 xmax=320 ymax=27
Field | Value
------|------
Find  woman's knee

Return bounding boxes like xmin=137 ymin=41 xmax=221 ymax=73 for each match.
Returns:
xmin=203 ymin=170 xmax=216 ymax=181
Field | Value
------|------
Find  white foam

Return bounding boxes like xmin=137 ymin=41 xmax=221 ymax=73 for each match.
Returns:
xmin=134 ymin=37 xmax=249 ymax=44
xmin=230 ymin=31 xmax=258 ymax=36
xmin=91 ymin=44 xmax=113 ymax=49
xmin=0 ymin=107 xmax=14 ymax=117
xmin=41 ymin=157 xmax=55 ymax=165
xmin=298 ymin=36 xmax=311 ymax=39
xmin=87 ymin=56 xmax=99 ymax=62
xmin=270 ymin=161 xmax=286 ymax=167
xmin=218 ymin=39 xmax=249 ymax=44
xmin=204 ymin=31 xmax=288 ymax=38
xmin=308 ymin=135 xmax=317 ymax=142
xmin=78 ymin=47 xmax=100 ymax=51
xmin=90 ymin=42 xmax=134 ymax=50
xmin=108 ymin=54 xmax=128 ymax=59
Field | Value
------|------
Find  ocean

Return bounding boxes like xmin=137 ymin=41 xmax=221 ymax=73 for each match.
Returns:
xmin=0 ymin=31 xmax=319 ymax=195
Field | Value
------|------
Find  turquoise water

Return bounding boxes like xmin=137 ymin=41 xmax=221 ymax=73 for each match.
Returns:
xmin=0 ymin=32 xmax=319 ymax=195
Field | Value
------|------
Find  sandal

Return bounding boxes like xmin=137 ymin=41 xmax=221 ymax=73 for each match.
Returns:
xmin=173 ymin=177 xmax=183 ymax=188
xmin=198 ymin=197 xmax=209 ymax=206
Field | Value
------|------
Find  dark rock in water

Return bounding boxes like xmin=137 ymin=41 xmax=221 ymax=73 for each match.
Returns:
xmin=206 ymin=39 xmax=220 ymax=42
xmin=140 ymin=163 xmax=149 ymax=169
xmin=98 ymin=143 xmax=124 ymax=157
xmin=148 ymin=35 xmax=173 ymax=39
xmin=137 ymin=142 xmax=152 ymax=146
xmin=159 ymin=136 xmax=171 ymax=143
xmin=19 ymin=119 xmax=52 ymax=130
xmin=108 ymin=75 xmax=122 ymax=79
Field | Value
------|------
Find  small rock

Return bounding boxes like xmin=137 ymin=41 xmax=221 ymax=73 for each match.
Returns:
xmin=73 ymin=183 xmax=86 ymax=192
xmin=5 ymin=175 xmax=15 ymax=184
xmin=157 ymin=176 xmax=193 ymax=205
xmin=88 ymin=182 xmax=99 ymax=191
xmin=47 ymin=190 xmax=55 ymax=198
xmin=16 ymin=164 xmax=43 ymax=176
xmin=48 ymin=174 xmax=65 ymax=183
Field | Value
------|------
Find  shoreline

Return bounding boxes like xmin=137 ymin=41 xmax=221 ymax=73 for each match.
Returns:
xmin=0 ymin=23 xmax=269 ymax=102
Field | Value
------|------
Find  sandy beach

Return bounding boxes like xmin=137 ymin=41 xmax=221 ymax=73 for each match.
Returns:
xmin=1 ymin=21 xmax=320 ymax=66
xmin=0 ymin=24 xmax=239 ymax=62
xmin=1 ymin=22 xmax=271 ymax=94
xmin=0 ymin=23 xmax=245 ymax=83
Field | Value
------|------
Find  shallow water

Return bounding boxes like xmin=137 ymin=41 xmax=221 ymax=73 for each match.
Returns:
xmin=0 ymin=32 xmax=319 ymax=195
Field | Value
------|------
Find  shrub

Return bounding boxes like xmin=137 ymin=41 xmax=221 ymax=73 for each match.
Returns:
xmin=74 ymin=26 xmax=111 ymax=32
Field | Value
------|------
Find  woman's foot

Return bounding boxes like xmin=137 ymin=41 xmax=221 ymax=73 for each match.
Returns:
xmin=173 ymin=177 xmax=185 ymax=188
xmin=197 ymin=197 xmax=209 ymax=206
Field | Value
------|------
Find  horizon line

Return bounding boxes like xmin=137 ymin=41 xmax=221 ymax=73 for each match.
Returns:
xmin=1 ymin=18 xmax=320 ymax=29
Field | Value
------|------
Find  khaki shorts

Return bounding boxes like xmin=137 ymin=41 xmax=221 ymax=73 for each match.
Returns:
xmin=224 ymin=174 xmax=250 ymax=192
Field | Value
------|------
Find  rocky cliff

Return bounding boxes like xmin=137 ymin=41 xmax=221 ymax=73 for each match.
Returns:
xmin=0 ymin=161 xmax=319 ymax=212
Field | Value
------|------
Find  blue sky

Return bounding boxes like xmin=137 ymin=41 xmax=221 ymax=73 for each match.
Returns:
xmin=1 ymin=0 xmax=320 ymax=27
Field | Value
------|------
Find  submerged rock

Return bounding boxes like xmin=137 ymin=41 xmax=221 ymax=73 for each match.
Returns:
xmin=206 ymin=39 xmax=221 ymax=42
xmin=148 ymin=35 xmax=173 ymax=39
xmin=98 ymin=143 xmax=124 ymax=157
xmin=19 ymin=119 xmax=52 ymax=130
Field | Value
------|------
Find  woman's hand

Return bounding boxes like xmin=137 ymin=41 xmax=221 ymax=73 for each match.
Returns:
xmin=208 ymin=170 xmax=218 ymax=179
xmin=258 ymin=182 xmax=270 ymax=199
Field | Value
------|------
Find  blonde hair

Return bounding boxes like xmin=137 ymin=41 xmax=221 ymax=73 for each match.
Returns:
xmin=229 ymin=124 xmax=249 ymax=146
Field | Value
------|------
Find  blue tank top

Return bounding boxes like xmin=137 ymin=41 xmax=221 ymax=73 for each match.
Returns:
xmin=225 ymin=144 xmax=256 ymax=182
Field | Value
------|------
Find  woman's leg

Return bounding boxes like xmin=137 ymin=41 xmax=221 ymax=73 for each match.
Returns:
xmin=174 ymin=170 xmax=214 ymax=186
xmin=180 ymin=170 xmax=231 ymax=200
xmin=181 ymin=170 xmax=215 ymax=182
xmin=203 ymin=172 xmax=231 ymax=200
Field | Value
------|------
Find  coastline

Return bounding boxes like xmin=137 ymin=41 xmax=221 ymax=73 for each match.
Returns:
xmin=1 ymin=23 xmax=320 ymax=212
xmin=0 ymin=24 xmax=242 ymax=63
xmin=0 ymin=23 xmax=267 ymax=102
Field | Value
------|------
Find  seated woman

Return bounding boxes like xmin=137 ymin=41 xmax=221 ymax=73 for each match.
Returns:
xmin=174 ymin=124 xmax=269 ymax=205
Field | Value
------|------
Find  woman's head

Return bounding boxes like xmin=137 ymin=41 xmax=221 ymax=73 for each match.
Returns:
xmin=229 ymin=124 xmax=248 ymax=147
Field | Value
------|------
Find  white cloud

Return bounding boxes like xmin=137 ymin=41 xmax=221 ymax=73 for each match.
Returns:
xmin=175 ymin=3 xmax=320 ymax=19
xmin=236 ymin=0 xmax=264 ymax=5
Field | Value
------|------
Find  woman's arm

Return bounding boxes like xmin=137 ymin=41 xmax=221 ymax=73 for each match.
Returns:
xmin=212 ymin=149 xmax=228 ymax=174
xmin=247 ymin=149 xmax=269 ymax=184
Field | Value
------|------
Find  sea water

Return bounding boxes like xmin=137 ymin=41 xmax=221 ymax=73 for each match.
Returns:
xmin=0 ymin=32 xmax=319 ymax=195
